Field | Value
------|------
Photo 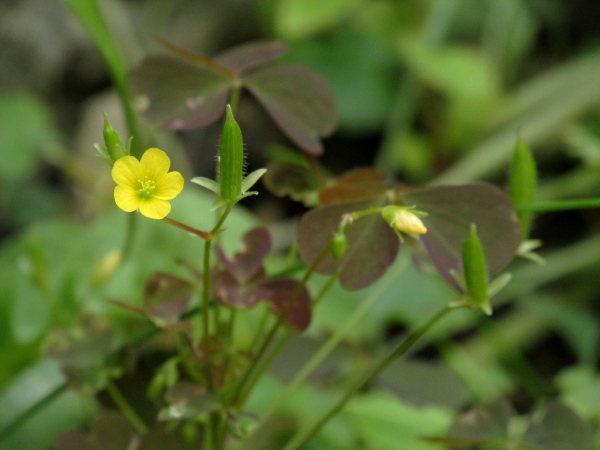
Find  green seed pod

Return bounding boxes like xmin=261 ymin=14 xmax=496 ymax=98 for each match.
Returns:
xmin=509 ymin=135 xmax=537 ymax=238
xmin=102 ymin=113 xmax=127 ymax=163
xmin=331 ymin=231 xmax=348 ymax=260
xmin=462 ymin=224 xmax=488 ymax=308
xmin=218 ymin=105 xmax=244 ymax=203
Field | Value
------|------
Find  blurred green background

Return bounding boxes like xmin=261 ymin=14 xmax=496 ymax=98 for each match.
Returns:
xmin=2 ymin=0 xmax=600 ymax=449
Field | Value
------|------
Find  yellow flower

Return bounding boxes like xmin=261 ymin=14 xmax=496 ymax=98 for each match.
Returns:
xmin=112 ymin=148 xmax=184 ymax=219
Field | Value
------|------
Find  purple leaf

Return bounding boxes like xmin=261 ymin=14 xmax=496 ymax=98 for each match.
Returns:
xmin=160 ymin=381 xmax=220 ymax=420
xmin=403 ymin=184 xmax=520 ymax=291
xmin=297 ymin=199 xmax=400 ymax=290
xmin=214 ymin=227 xmax=271 ymax=283
xmin=245 ymin=64 xmax=338 ymax=155
xmin=129 ymin=54 xmax=230 ymax=130
xmin=143 ymin=273 xmax=194 ymax=326
xmin=261 ymin=279 xmax=312 ymax=331
xmin=263 ymin=161 xmax=324 ymax=205
xmin=319 ymin=167 xmax=388 ymax=205
xmin=215 ymin=270 xmax=272 ymax=309
xmin=215 ymin=40 xmax=289 ymax=75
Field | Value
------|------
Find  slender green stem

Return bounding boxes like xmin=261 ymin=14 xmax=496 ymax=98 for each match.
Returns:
xmin=237 ymin=271 xmax=341 ymax=406
xmin=246 ymin=307 xmax=271 ymax=352
xmin=259 ymin=258 xmax=408 ymax=425
xmin=104 ymin=378 xmax=148 ymax=435
xmin=0 ymin=383 xmax=68 ymax=442
xmin=230 ymin=245 xmax=330 ymax=406
xmin=283 ymin=306 xmax=453 ymax=450
xmin=518 ymin=198 xmax=600 ymax=212
xmin=228 ymin=84 xmax=242 ymax=115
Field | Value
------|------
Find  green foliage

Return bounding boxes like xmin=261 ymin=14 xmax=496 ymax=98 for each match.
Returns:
xmin=3 ymin=0 xmax=600 ymax=449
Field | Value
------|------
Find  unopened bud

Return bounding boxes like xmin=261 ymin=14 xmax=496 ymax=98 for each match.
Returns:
xmin=331 ymin=231 xmax=348 ymax=260
xmin=382 ymin=206 xmax=427 ymax=235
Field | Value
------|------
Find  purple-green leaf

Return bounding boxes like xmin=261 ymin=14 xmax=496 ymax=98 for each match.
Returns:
xmin=262 ymin=279 xmax=312 ymax=331
xmin=403 ymin=184 xmax=520 ymax=291
xmin=215 ymin=40 xmax=289 ymax=75
xmin=263 ymin=161 xmax=324 ymax=205
xmin=130 ymin=54 xmax=230 ymax=130
xmin=245 ymin=64 xmax=338 ymax=155
xmin=319 ymin=167 xmax=388 ymax=205
xmin=297 ymin=199 xmax=400 ymax=290
xmin=214 ymin=227 xmax=271 ymax=283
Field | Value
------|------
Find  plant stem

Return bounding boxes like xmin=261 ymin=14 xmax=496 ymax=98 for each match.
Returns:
xmin=259 ymin=258 xmax=408 ymax=424
xmin=163 ymin=217 xmax=210 ymax=239
xmin=230 ymin=245 xmax=330 ymax=407
xmin=282 ymin=306 xmax=453 ymax=450
xmin=518 ymin=198 xmax=600 ymax=212
xmin=104 ymin=378 xmax=148 ymax=435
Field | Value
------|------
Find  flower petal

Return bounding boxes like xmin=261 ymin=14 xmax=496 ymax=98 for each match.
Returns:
xmin=155 ymin=171 xmax=184 ymax=200
xmin=140 ymin=148 xmax=171 ymax=181
xmin=139 ymin=197 xmax=171 ymax=219
xmin=114 ymin=185 xmax=140 ymax=212
xmin=112 ymin=156 xmax=142 ymax=188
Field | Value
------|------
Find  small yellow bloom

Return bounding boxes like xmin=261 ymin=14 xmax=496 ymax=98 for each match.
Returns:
xmin=112 ymin=148 xmax=184 ymax=219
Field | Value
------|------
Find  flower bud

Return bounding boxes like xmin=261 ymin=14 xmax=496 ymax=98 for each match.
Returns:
xmin=218 ymin=105 xmax=244 ymax=203
xmin=462 ymin=224 xmax=491 ymax=315
xmin=381 ymin=206 xmax=427 ymax=235
xmin=102 ymin=113 xmax=127 ymax=163
xmin=331 ymin=231 xmax=348 ymax=260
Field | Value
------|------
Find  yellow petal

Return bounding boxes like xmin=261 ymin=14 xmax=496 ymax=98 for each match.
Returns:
xmin=140 ymin=148 xmax=170 ymax=181
xmin=112 ymin=156 xmax=142 ymax=188
xmin=114 ymin=185 xmax=140 ymax=212
xmin=139 ymin=197 xmax=171 ymax=219
xmin=155 ymin=171 xmax=184 ymax=200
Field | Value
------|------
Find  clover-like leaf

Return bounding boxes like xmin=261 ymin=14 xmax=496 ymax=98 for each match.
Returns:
xmin=159 ymin=381 xmax=221 ymax=420
xmin=245 ymin=64 xmax=338 ymax=155
xmin=426 ymin=399 xmax=513 ymax=448
xmin=42 ymin=315 xmax=116 ymax=387
xmin=521 ymin=401 xmax=595 ymax=450
xmin=214 ymin=227 xmax=271 ymax=283
xmin=214 ymin=40 xmax=289 ymax=75
xmin=319 ymin=167 xmax=388 ymax=205
xmin=130 ymin=52 xmax=231 ymax=130
xmin=216 ymin=271 xmax=272 ymax=309
xmin=403 ymin=184 xmax=520 ymax=291
xmin=143 ymin=273 xmax=194 ymax=327
xmin=262 ymin=279 xmax=312 ymax=331
xmin=297 ymin=199 xmax=400 ymax=290
xmin=263 ymin=161 xmax=324 ymax=205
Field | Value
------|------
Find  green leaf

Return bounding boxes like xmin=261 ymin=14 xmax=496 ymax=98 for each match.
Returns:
xmin=521 ymin=401 xmax=595 ymax=450
xmin=263 ymin=162 xmax=323 ymax=205
xmin=242 ymin=168 xmax=267 ymax=193
xmin=397 ymin=36 xmax=500 ymax=102
xmin=275 ymin=0 xmax=361 ymax=39
xmin=191 ymin=176 xmax=220 ymax=195
xmin=509 ymin=136 xmax=537 ymax=238
xmin=0 ymin=92 xmax=56 ymax=182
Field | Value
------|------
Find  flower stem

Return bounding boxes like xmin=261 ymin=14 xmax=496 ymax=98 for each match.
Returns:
xmin=230 ymin=244 xmax=330 ymax=407
xmin=236 ymin=269 xmax=342 ymax=407
xmin=283 ymin=306 xmax=453 ymax=450
xmin=162 ymin=217 xmax=210 ymax=239
xmin=259 ymin=258 xmax=409 ymax=424
xmin=518 ymin=198 xmax=600 ymax=212
xmin=104 ymin=378 xmax=148 ymax=435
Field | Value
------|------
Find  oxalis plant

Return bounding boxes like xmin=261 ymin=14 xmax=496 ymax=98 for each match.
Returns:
xmin=42 ymin=37 xmax=527 ymax=448
xmin=3 ymin=6 xmax=600 ymax=450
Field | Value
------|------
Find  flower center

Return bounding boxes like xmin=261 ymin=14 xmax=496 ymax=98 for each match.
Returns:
xmin=137 ymin=176 xmax=156 ymax=199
